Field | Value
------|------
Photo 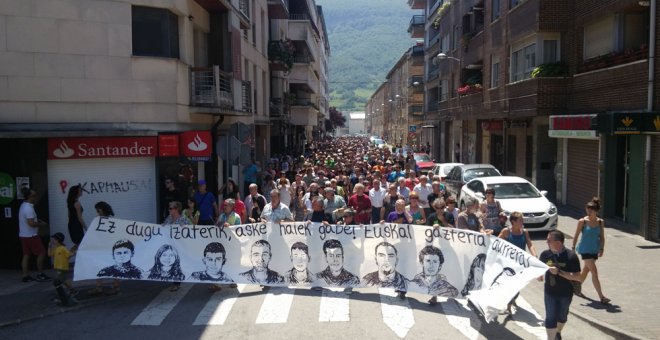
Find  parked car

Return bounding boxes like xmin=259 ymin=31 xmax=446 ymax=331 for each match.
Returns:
xmin=459 ymin=176 xmax=558 ymax=232
xmin=444 ymin=164 xmax=502 ymax=200
xmin=413 ymin=153 xmax=435 ymax=171
xmin=372 ymin=138 xmax=385 ymax=147
xmin=431 ymin=163 xmax=464 ymax=181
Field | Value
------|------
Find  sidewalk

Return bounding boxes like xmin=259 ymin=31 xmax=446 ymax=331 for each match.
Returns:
xmin=520 ymin=207 xmax=659 ymax=340
xmin=0 ymin=271 xmax=157 ymax=328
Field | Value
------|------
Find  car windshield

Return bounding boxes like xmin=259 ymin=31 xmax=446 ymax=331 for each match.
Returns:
xmin=488 ymin=182 xmax=541 ymax=199
xmin=441 ymin=166 xmax=454 ymax=175
xmin=463 ymin=168 xmax=501 ymax=182
xmin=414 ymin=154 xmax=431 ymax=162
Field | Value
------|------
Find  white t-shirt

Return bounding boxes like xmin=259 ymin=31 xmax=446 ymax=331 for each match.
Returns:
xmin=369 ymin=187 xmax=387 ymax=208
xmin=413 ymin=183 xmax=433 ymax=208
xmin=18 ymin=201 xmax=38 ymax=238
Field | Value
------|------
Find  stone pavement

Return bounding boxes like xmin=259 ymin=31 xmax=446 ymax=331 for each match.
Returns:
xmin=0 ymin=209 xmax=657 ymax=339
xmin=520 ymin=207 xmax=659 ymax=340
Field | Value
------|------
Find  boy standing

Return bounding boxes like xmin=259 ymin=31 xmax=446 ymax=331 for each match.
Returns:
xmin=48 ymin=232 xmax=77 ymax=294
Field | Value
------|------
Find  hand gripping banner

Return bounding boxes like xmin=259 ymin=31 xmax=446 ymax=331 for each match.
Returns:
xmin=74 ymin=217 xmax=548 ymax=322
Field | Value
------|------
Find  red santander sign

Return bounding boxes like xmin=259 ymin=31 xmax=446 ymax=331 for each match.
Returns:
xmin=180 ymin=131 xmax=212 ymax=157
xmin=48 ymin=137 xmax=157 ymax=160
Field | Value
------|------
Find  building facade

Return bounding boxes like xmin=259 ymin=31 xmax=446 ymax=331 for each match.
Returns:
xmin=399 ymin=0 xmax=659 ymax=241
xmin=0 ymin=0 xmax=329 ymax=268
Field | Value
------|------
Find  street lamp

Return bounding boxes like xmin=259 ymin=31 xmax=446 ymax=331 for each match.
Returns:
xmin=436 ymin=53 xmax=460 ymax=62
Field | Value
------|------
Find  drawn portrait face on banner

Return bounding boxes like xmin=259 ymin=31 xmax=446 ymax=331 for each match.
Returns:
xmin=362 ymin=242 xmax=408 ymax=290
xmin=461 ymin=253 xmax=486 ymax=296
xmin=96 ymin=239 xmax=143 ymax=280
xmin=251 ymin=240 xmax=272 ymax=272
xmin=147 ymin=244 xmax=185 ymax=281
xmin=191 ymin=242 xmax=233 ymax=282
xmin=375 ymin=242 xmax=398 ymax=275
xmin=489 ymin=267 xmax=516 ymax=289
xmin=316 ymin=239 xmax=360 ymax=286
xmin=240 ymin=240 xmax=284 ymax=284
xmin=290 ymin=242 xmax=310 ymax=272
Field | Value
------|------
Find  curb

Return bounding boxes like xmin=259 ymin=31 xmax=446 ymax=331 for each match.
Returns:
xmin=568 ymin=309 xmax=649 ymax=340
xmin=0 ymin=288 xmax=146 ymax=329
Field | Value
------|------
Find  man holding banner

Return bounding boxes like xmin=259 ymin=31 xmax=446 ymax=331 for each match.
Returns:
xmin=540 ymin=230 xmax=581 ymax=340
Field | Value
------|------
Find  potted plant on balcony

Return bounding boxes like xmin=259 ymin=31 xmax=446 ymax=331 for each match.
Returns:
xmin=268 ymin=39 xmax=295 ymax=73
xmin=432 ymin=2 xmax=452 ymax=28
xmin=531 ymin=62 xmax=568 ymax=78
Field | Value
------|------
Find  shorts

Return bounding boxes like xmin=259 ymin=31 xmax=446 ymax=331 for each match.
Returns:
xmin=55 ymin=270 xmax=69 ymax=283
xmin=544 ymin=294 xmax=572 ymax=329
xmin=581 ymin=253 xmax=598 ymax=260
xmin=20 ymin=236 xmax=46 ymax=256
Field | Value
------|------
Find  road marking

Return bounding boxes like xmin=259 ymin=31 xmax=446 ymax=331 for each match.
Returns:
xmin=130 ymin=284 xmax=193 ymax=326
xmin=255 ymin=287 xmax=295 ymax=324
xmin=510 ymin=297 xmax=546 ymax=339
xmin=439 ymin=297 xmax=481 ymax=340
xmin=193 ymin=289 xmax=240 ymax=325
xmin=379 ymin=288 xmax=415 ymax=339
xmin=319 ymin=288 xmax=350 ymax=322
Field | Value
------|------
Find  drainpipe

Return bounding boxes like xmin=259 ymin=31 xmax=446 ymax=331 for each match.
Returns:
xmin=642 ymin=0 xmax=656 ymax=239
xmin=212 ymin=115 xmax=225 ymax=192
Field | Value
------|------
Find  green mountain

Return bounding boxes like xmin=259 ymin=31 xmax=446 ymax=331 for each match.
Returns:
xmin=316 ymin=0 xmax=416 ymax=112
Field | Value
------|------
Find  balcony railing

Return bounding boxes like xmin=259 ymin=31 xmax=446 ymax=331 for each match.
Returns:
xmin=190 ymin=66 xmax=233 ymax=108
xmin=242 ymin=81 xmax=252 ymax=113
xmin=293 ymin=54 xmax=311 ymax=63
xmin=239 ymin=0 xmax=250 ymax=20
xmin=411 ymin=45 xmax=424 ymax=56
xmin=410 ymin=15 xmax=425 ymax=26
xmin=292 ymin=99 xmax=319 ymax=110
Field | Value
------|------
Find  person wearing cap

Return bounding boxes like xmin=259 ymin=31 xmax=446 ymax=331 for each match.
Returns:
xmin=48 ymin=232 xmax=77 ymax=294
xmin=194 ymin=180 xmax=217 ymax=225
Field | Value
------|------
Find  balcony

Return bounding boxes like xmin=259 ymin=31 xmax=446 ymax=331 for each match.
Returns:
xmin=289 ymin=13 xmax=320 ymax=40
xmin=408 ymin=0 xmax=426 ymax=10
xmin=291 ymin=99 xmax=319 ymax=126
xmin=237 ymin=0 xmax=251 ymax=29
xmin=267 ymin=0 xmax=289 ymax=19
xmin=578 ymin=45 xmax=649 ymax=73
xmin=270 ymin=98 xmax=288 ymax=120
xmin=293 ymin=54 xmax=312 ymax=64
xmin=241 ymin=81 xmax=252 ymax=113
xmin=190 ymin=66 xmax=233 ymax=108
xmin=408 ymin=15 xmax=425 ymax=39
xmin=410 ymin=45 xmax=424 ymax=66
xmin=505 ymin=77 xmax=568 ymax=117
xmin=190 ymin=66 xmax=252 ymax=116
xmin=268 ymin=40 xmax=294 ymax=72
xmin=290 ymin=64 xmax=318 ymax=93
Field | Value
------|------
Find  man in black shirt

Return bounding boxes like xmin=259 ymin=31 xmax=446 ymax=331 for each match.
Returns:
xmin=304 ymin=197 xmax=334 ymax=223
xmin=161 ymin=177 xmax=185 ymax=223
xmin=539 ymin=230 xmax=581 ymax=340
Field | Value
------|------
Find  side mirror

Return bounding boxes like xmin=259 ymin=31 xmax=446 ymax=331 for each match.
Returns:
xmin=540 ymin=190 xmax=548 ymax=196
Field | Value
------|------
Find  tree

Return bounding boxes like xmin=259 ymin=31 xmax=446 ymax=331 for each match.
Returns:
xmin=326 ymin=106 xmax=347 ymax=133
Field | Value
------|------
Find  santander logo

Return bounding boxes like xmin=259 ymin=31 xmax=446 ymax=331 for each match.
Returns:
xmin=187 ymin=134 xmax=208 ymax=152
xmin=53 ymin=141 xmax=75 ymax=158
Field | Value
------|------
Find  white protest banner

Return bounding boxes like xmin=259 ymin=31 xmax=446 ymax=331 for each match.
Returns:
xmin=74 ymin=217 xmax=547 ymax=321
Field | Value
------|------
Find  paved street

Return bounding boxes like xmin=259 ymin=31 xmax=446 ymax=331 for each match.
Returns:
xmin=3 ymin=209 xmax=655 ymax=340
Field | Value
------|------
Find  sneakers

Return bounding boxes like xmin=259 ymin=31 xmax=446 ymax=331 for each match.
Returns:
xmin=397 ymin=291 xmax=407 ymax=300
xmin=556 ymin=332 xmax=562 ymax=340
xmin=22 ymin=275 xmax=36 ymax=283
xmin=35 ymin=273 xmax=52 ymax=282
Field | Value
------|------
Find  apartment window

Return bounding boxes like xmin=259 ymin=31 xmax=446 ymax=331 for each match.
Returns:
xmin=511 ymin=43 xmax=536 ymax=82
xmin=452 ymin=25 xmax=460 ymax=50
xmin=132 ymin=6 xmax=179 ymax=58
xmin=491 ymin=55 xmax=500 ymax=88
xmin=510 ymin=0 xmax=522 ymax=8
xmin=584 ymin=16 xmax=614 ymax=59
xmin=543 ymin=40 xmax=559 ymax=63
xmin=491 ymin=0 xmax=500 ymax=21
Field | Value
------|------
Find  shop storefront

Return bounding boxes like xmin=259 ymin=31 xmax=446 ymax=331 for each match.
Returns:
xmin=549 ymin=114 xmax=600 ymax=210
xmin=46 ymin=137 xmax=159 ymax=239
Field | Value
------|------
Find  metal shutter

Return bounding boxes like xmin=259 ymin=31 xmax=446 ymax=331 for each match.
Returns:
xmin=650 ymin=136 xmax=660 ymax=239
xmin=566 ymin=139 xmax=599 ymax=210
xmin=47 ymin=157 xmax=157 ymax=239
